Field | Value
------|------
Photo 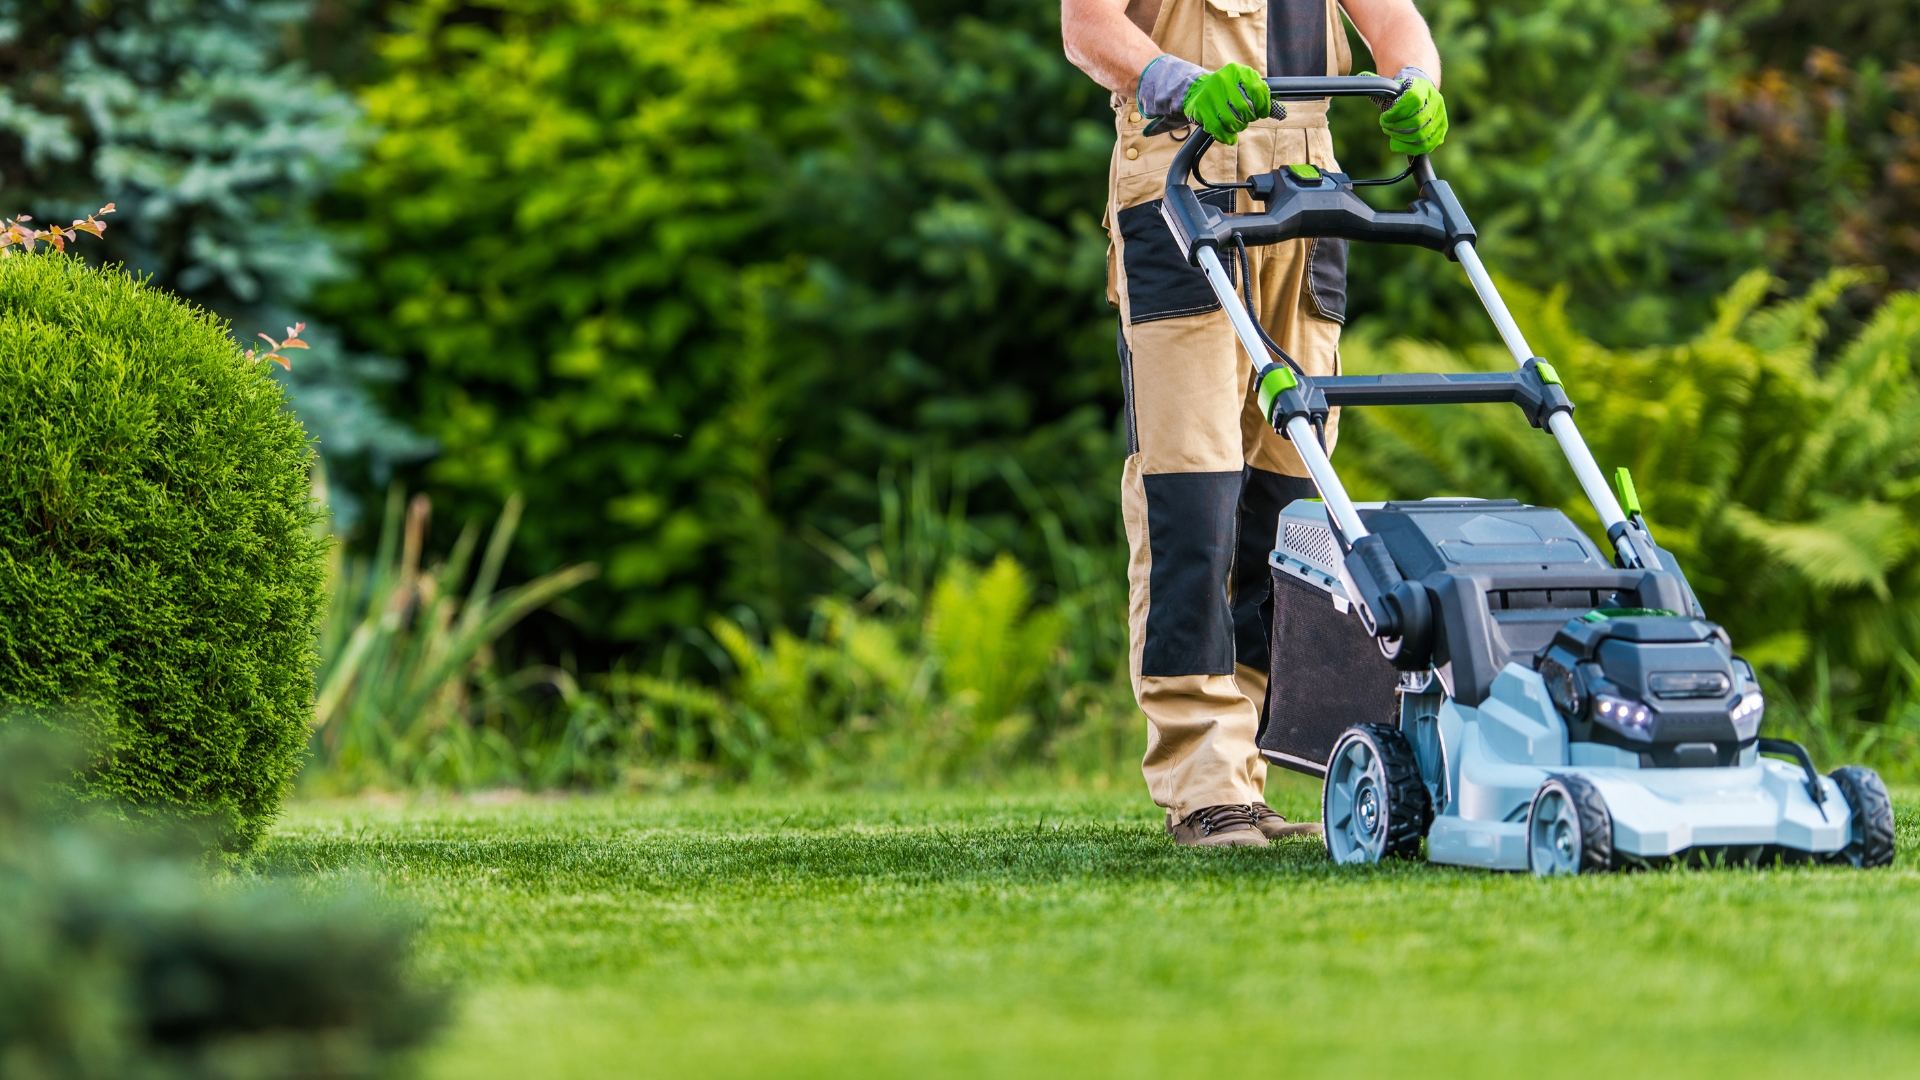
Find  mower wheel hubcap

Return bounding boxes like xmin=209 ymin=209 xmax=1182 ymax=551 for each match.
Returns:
xmin=1325 ymin=734 xmax=1390 ymax=864
xmin=1357 ymin=785 xmax=1380 ymax=835
xmin=1530 ymin=789 xmax=1580 ymax=874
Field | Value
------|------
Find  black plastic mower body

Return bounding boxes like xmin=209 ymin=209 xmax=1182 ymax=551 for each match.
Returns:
xmin=1258 ymin=498 xmax=1735 ymax=775
xmin=1358 ymin=500 xmax=1700 ymax=708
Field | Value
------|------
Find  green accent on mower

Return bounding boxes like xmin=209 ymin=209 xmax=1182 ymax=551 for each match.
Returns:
xmin=1580 ymin=607 xmax=1681 ymax=622
xmin=1256 ymin=364 xmax=1298 ymax=418
xmin=1613 ymin=466 xmax=1643 ymax=517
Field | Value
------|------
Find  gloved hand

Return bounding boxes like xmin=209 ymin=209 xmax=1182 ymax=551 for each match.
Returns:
xmin=1180 ymin=62 xmax=1270 ymax=145
xmin=1137 ymin=56 xmax=1277 ymax=144
xmin=1373 ymin=66 xmax=1448 ymax=155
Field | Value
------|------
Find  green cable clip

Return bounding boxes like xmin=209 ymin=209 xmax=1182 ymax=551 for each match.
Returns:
xmin=1613 ymin=466 xmax=1643 ymax=518
xmin=1256 ymin=364 xmax=1298 ymax=419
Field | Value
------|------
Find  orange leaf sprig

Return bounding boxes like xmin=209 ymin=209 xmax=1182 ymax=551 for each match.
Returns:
xmin=245 ymin=323 xmax=310 ymax=370
xmin=0 ymin=203 xmax=304 ymax=372
xmin=1 ymin=204 xmax=115 ymax=254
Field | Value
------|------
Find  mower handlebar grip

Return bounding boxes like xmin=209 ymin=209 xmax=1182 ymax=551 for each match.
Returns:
xmin=1262 ymin=75 xmax=1404 ymax=103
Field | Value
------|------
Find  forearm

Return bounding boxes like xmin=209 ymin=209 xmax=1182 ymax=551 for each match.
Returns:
xmin=1340 ymin=0 xmax=1441 ymax=85
xmin=1061 ymin=0 xmax=1165 ymax=96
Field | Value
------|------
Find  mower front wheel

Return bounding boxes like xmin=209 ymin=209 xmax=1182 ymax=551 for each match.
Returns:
xmin=1323 ymin=723 xmax=1431 ymax=864
xmin=1527 ymin=775 xmax=1613 ymax=876
xmin=1827 ymin=766 xmax=1895 ymax=868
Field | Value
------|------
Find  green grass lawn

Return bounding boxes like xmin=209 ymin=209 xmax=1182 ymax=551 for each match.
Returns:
xmin=265 ymin=777 xmax=1920 ymax=1079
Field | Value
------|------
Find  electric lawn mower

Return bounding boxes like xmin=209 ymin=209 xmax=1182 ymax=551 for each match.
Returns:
xmin=1160 ymin=74 xmax=1897 ymax=874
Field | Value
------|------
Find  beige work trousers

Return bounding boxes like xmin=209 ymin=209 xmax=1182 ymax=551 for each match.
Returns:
xmin=1107 ymin=114 xmax=1346 ymax=821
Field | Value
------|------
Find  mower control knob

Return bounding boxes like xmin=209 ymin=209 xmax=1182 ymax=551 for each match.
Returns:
xmin=1342 ymin=535 xmax=1434 ymax=669
xmin=1377 ymin=579 xmax=1435 ymax=671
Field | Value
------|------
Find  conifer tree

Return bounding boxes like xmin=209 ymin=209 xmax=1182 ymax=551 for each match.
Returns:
xmin=0 ymin=0 xmax=427 ymax=505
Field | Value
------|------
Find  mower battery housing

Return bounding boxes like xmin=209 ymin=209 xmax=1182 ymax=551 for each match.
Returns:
xmin=1537 ymin=613 xmax=1760 ymax=768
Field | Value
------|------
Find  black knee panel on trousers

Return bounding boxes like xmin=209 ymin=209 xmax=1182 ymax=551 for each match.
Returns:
xmin=1232 ymin=468 xmax=1320 ymax=671
xmin=1142 ymin=471 xmax=1241 ymax=677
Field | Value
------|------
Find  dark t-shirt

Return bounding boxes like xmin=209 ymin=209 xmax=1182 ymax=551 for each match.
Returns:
xmin=1269 ymin=0 xmax=1329 ymax=77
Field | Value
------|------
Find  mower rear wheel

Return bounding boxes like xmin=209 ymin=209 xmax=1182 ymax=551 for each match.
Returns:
xmin=1527 ymin=775 xmax=1613 ymax=876
xmin=1827 ymin=766 xmax=1895 ymax=868
xmin=1323 ymin=723 xmax=1431 ymax=864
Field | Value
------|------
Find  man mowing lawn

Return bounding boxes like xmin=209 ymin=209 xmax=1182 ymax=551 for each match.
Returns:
xmin=1061 ymin=0 xmax=1447 ymax=847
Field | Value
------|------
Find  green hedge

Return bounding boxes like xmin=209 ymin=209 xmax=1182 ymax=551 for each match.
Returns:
xmin=321 ymin=0 xmax=1119 ymax=655
xmin=0 ymin=255 xmax=325 ymax=850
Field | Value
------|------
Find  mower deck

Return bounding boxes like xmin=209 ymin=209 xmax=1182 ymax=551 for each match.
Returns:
xmin=1424 ymin=665 xmax=1848 ymax=870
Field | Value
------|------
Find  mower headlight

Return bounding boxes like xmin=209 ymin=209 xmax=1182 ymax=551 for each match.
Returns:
xmin=1728 ymin=656 xmax=1764 ymax=740
xmin=1728 ymin=686 xmax=1764 ymax=740
xmin=1592 ymin=693 xmax=1654 ymax=741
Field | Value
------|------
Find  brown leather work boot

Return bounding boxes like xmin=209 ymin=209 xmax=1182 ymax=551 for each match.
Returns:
xmin=1249 ymin=801 xmax=1325 ymax=840
xmin=1168 ymin=804 xmax=1269 ymax=848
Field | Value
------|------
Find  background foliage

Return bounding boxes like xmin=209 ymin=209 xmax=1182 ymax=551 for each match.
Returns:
xmin=319 ymin=0 xmax=1119 ymax=663
xmin=10 ymin=0 xmax=1920 ymax=793
xmin=0 ymin=0 xmax=427 ymax=506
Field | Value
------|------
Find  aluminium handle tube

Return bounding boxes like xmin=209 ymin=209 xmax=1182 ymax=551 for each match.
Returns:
xmin=1195 ymin=246 xmax=1371 ymax=545
xmin=1452 ymin=239 xmax=1641 ymax=567
xmin=1282 ymin=414 xmax=1368 ymax=545
xmin=1452 ymin=241 xmax=1533 ymax=362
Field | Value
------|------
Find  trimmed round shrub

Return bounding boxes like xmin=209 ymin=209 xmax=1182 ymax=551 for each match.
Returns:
xmin=0 ymin=254 xmax=325 ymax=850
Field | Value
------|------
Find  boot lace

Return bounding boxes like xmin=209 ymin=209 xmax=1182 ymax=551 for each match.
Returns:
xmin=1248 ymin=801 xmax=1285 ymax=824
xmin=1187 ymin=804 xmax=1257 ymax=836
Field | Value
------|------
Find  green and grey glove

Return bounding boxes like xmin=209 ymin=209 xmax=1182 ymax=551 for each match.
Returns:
xmin=1138 ymin=56 xmax=1282 ymax=144
xmin=1374 ymin=66 xmax=1447 ymax=155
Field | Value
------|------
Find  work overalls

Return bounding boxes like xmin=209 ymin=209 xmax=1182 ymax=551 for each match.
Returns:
xmin=1107 ymin=0 xmax=1352 ymax=820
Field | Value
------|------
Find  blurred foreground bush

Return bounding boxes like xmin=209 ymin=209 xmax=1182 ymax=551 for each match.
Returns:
xmin=0 ymin=255 xmax=326 ymax=850
xmin=0 ymin=737 xmax=445 ymax=1080
xmin=1339 ymin=270 xmax=1920 ymax=773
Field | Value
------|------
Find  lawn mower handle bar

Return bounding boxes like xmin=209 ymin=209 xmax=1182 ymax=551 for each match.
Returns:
xmin=1197 ymin=248 xmax=1639 ymax=567
xmin=1261 ymin=75 xmax=1404 ymax=102
xmin=1167 ymin=75 xmax=1645 ymax=574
